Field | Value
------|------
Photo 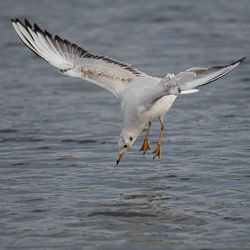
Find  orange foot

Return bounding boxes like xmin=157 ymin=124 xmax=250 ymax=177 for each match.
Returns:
xmin=153 ymin=143 xmax=161 ymax=159
xmin=139 ymin=137 xmax=151 ymax=154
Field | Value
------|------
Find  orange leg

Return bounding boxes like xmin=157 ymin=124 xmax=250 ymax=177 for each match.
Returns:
xmin=153 ymin=121 xmax=165 ymax=159
xmin=139 ymin=121 xmax=152 ymax=154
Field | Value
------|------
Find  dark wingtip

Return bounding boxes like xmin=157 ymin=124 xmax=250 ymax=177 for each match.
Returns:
xmin=11 ymin=18 xmax=33 ymax=30
xmin=239 ymin=57 xmax=247 ymax=63
xmin=44 ymin=29 xmax=52 ymax=38
xmin=55 ymin=34 xmax=64 ymax=42
xmin=116 ymin=160 xmax=120 ymax=165
xmin=223 ymin=57 xmax=247 ymax=68
xmin=24 ymin=18 xmax=32 ymax=28
xmin=11 ymin=18 xmax=20 ymax=23
xmin=233 ymin=57 xmax=247 ymax=65
xmin=34 ymin=23 xmax=42 ymax=33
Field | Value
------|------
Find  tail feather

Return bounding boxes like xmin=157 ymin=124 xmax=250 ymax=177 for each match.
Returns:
xmin=180 ymin=89 xmax=199 ymax=95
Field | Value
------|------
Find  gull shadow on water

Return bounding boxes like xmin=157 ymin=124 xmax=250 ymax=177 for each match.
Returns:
xmin=61 ymin=139 xmax=106 ymax=144
xmin=88 ymin=211 xmax=158 ymax=218
xmin=86 ymin=210 xmax=206 ymax=226
xmin=0 ymin=129 xmax=18 ymax=133
xmin=0 ymin=137 xmax=44 ymax=143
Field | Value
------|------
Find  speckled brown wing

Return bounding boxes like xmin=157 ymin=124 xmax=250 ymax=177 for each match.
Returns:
xmin=12 ymin=18 xmax=149 ymax=99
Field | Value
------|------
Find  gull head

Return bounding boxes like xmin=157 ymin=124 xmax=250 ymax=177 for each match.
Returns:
xmin=117 ymin=132 xmax=137 ymax=165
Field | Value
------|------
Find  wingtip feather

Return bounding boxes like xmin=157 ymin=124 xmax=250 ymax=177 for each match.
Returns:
xmin=24 ymin=18 xmax=32 ymax=29
xmin=230 ymin=57 xmax=246 ymax=66
xmin=239 ymin=56 xmax=247 ymax=63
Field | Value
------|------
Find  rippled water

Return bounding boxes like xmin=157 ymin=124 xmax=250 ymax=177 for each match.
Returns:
xmin=0 ymin=0 xmax=250 ymax=249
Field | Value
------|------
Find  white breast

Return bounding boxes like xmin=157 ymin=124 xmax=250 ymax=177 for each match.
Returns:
xmin=144 ymin=95 xmax=177 ymax=121
xmin=121 ymin=77 xmax=177 ymax=124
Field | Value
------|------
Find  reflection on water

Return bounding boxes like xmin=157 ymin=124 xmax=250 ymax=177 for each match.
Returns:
xmin=0 ymin=0 xmax=249 ymax=249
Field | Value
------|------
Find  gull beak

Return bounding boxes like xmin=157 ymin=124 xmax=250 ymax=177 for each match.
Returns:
xmin=116 ymin=152 xmax=125 ymax=165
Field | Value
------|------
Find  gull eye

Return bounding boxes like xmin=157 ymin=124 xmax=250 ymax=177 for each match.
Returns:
xmin=123 ymin=144 xmax=128 ymax=148
xmin=129 ymin=137 xmax=133 ymax=141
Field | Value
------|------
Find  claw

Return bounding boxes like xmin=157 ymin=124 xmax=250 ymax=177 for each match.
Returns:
xmin=153 ymin=143 xmax=161 ymax=159
xmin=153 ymin=121 xmax=164 ymax=159
xmin=139 ymin=137 xmax=151 ymax=154
xmin=139 ymin=121 xmax=152 ymax=155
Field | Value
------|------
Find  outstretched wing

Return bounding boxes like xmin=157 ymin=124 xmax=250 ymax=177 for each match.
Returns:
xmin=12 ymin=18 xmax=148 ymax=99
xmin=161 ymin=57 xmax=246 ymax=95
xmin=142 ymin=57 xmax=246 ymax=106
xmin=177 ymin=57 xmax=246 ymax=92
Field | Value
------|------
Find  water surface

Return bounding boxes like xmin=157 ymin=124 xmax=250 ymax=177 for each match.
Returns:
xmin=0 ymin=0 xmax=250 ymax=249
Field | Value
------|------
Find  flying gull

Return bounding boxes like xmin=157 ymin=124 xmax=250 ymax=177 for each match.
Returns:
xmin=11 ymin=18 xmax=246 ymax=164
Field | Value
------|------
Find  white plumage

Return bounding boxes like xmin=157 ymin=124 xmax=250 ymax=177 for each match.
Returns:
xmin=12 ymin=18 xmax=246 ymax=164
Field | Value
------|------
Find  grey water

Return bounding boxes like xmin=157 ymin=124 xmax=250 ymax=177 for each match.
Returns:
xmin=0 ymin=0 xmax=250 ymax=249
